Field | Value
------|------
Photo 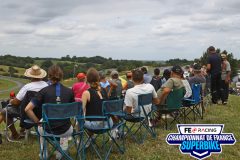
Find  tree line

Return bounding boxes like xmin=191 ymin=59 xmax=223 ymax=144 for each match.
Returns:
xmin=0 ymin=52 xmax=239 ymax=79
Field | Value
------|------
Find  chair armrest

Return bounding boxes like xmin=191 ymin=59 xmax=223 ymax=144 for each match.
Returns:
xmin=24 ymin=119 xmax=46 ymax=125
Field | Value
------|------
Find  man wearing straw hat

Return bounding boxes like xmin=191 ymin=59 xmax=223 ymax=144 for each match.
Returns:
xmin=0 ymin=65 xmax=48 ymax=139
xmin=220 ymin=53 xmax=231 ymax=105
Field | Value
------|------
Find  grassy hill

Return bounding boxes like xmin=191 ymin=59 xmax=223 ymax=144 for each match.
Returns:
xmin=0 ymin=95 xmax=239 ymax=159
xmin=0 ymin=65 xmax=25 ymax=77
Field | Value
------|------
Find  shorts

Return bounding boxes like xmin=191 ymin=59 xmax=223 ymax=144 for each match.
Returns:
xmin=84 ymin=118 xmax=113 ymax=130
xmin=0 ymin=105 xmax=20 ymax=118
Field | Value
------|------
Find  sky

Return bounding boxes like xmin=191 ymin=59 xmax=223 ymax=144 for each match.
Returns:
xmin=0 ymin=0 xmax=240 ymax=60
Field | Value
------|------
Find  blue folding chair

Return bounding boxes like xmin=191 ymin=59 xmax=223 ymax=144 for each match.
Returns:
xmin=40 ymin=102 xmax=85 ymax=160
xmin=124 ymin=93 xmax=156 ymax=144
xmin=182 ymin=83 xmax=203 ymax=123
xmin=84 ymin=99 xmax=125 ymax=160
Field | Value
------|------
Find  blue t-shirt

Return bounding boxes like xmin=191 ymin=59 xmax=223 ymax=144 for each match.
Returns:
xmin=207 ymin=53 xmax=221 ymax=75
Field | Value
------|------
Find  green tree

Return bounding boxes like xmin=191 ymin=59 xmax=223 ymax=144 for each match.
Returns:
xmin=8 ymin=66 xmax=17 ymax=77
xmin=41 ymin=60 xmax=53 ymax=71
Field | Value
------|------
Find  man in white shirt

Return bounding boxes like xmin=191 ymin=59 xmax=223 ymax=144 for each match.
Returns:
xmin=0 ymin=65 xmax=48 ymax=139
xmin=124 ymin=69 xmax=159 ymax=117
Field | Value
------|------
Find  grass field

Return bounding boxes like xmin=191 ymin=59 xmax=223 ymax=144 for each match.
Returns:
xmin=0 ymin=77 xmax=28 ymax=100
xmin=0 ymin=65 xmax=26 ymax=76
xmin=0 ymin=95 xmax=239 ymax=160
xmin=0 ymin=79 xmax=17 ymax=90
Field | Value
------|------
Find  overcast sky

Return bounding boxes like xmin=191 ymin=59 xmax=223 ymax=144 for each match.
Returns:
xmin=0 ymin=0 xmax=239 ymax=60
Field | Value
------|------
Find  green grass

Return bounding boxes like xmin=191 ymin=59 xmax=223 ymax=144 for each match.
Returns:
xmin=0 ymin=79 xmax=17 ymax=90
xmin=0 ymin=77 xmax=28 ymax=100
xmin=0 ymin=96 xmax=239 ymax=160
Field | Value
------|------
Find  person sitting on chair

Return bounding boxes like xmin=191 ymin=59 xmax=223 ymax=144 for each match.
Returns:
xmin=81 ymin=68 xmax=113 ymax=136
xmin=124 ymin=69 xmax=159 ymax=117
xmin=157 ymin=65 xmax=185 ymax=105
xmin=188 ymin=63 xmax=206 ymax=87
xmin=72 ymin=72 xmax=89 ymax=102
xmin=25 ymin=65 xmax=75 ymax=157
xmin=0 ymin=65 xmax=48 ymax=140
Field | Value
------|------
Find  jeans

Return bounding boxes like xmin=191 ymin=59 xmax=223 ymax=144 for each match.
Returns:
xmin=220 ymin=80 xmax=229 ymax=102
xmin=211 ymin=73 xmax=221 ymax=103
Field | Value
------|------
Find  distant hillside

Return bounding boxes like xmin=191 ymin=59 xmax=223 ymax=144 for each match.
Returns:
xmin=0 ymin=54 xmax=195 ymax=79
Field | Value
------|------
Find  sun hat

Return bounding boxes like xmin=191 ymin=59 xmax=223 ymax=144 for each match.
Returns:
xmin=221 ymin=53 xmax=227 ymax=58
xmin=24 ymin=65 xmax=47 ymax=79
xmin=77 ymin=73 xmax=86 ymax=79
xmin=110 ymin=70 xmax=119 ymax=77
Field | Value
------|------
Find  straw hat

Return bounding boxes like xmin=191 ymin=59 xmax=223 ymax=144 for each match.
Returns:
xmin=24 ymin=65 xmax=47 ymax=79
xmin=221 ymin=53 xmax=227 ymax=58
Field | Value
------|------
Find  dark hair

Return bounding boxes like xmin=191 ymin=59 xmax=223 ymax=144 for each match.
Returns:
xmin=207 ymin=46 xmax=215 ymax=53
xmin=126 ymin=71 xmax=132 ymax=79
xmin=86 ymin=68 xmax=100 ymax=89
xmin=132 ymin=69 xmax=143 ymax=83
xmin=154 ymin=68 xmax=160 ymax=76
xmin=141 ymin=67 xmax=147 ymax=74
xmin=99 ymin=71 xmax=106 ymax=80
xmin=48 ymin=65 xmax=63 ymax=82
xmin=163 ymin=69 xmax=171 ymax=80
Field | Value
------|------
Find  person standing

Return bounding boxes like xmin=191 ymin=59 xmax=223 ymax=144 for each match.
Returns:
xmin=220 ymin=53 xmax=231 ymax=105
xmin=207 ymin=46 xmax=222 ymax=104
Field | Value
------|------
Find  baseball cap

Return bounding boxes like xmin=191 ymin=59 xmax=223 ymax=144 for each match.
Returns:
xmin=171 ymin=65 xmax=183 ymax=74
xmin=77 ymin=73 xmax=86 ymax=79
xmin=193 ymin=63 xmax=202 ymax=71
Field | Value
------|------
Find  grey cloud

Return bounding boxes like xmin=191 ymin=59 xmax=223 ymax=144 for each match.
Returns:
xmin=113 ymin=19 xmax=138 ymax=29
xmin=3 ymin=26 xmax=35 ymax=34
xmin=0 ymin=0 xmax=240 ymax=60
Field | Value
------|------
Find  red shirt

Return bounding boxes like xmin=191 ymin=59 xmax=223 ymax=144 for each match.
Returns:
xmin=72 ymin=82 xmax=90 ymax=102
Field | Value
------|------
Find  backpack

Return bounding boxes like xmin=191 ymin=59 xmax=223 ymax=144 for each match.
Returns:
xmin=110 ymin=79 xmax=123 ymax=99
xmin=150 ymin=76 xmax=162 ymax=91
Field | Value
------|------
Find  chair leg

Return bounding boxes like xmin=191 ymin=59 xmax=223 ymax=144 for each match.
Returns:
xmin=25 ymin=129 xmax=30 ymax=142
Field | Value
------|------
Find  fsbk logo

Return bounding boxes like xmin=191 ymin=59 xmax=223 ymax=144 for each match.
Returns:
xmin=184 ymin=128 xmax=197 ymax=133
xmin=184 ymin=127 xmax=217 ymax=133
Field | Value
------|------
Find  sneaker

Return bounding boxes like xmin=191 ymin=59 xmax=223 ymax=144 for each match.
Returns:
xmin=110 ymin=128 xmax=118 ymax=139
xmin=222 ymin=101 xmax=228 ymax=105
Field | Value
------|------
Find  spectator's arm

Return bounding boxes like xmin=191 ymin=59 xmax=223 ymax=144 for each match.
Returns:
xmin=153 ymin=98 xmax=160 ymax=105
xmin=225 ymin=71 xmax=231 ymax=83
xmin=9 ymin=98 xmax=21 ymax=106
xmin=207 ymin=64 xmax=211 ymax=72
xmin=25 ymin=101 xmax=39 ymax=124
xmin=159 ymin=87 xmax=171 ymax=104
xmin=125 ymin=106 xmax=132 ymax=114
xmin=81 ymin=90 xmax=90 ymax=115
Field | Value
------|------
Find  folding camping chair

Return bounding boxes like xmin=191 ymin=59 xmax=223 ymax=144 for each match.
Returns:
xmin=124 ymin=93 xmax=156 ymax=144
xmin=158 ymin=88 xmax=185 ymax=130
xmin=4 ymin=103 xmax=21 ymax=142
xmin=84 ymin=98 xmax=125 ymax=160
xmin=182 ymin=84 xmax=203 ymax=123
xmin=39 ymin=102 xmax=84 ymax=160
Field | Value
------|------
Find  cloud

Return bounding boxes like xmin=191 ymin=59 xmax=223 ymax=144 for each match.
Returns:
xmin=0 ymin=0 xmax=239 ymax=60
xmin=2 ymin=25 xmax=35 ymax=34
